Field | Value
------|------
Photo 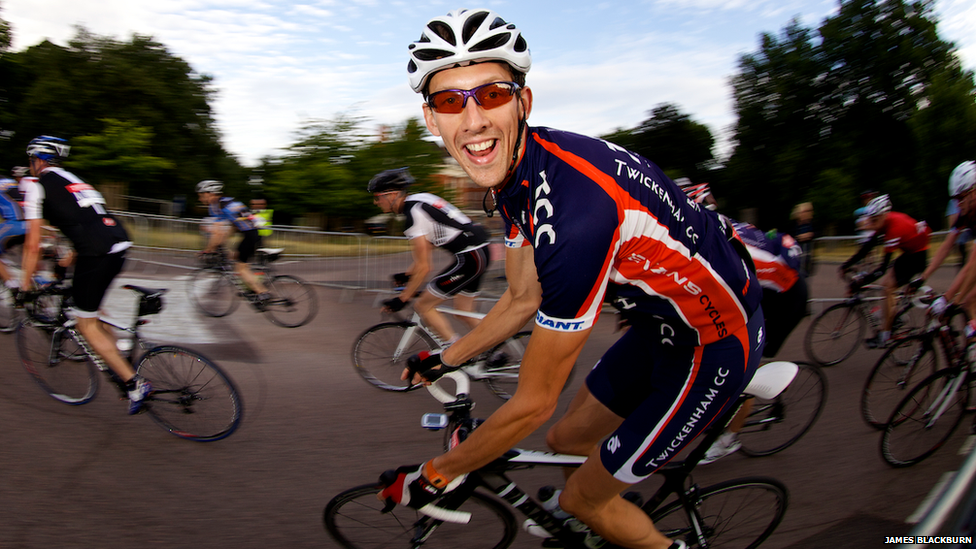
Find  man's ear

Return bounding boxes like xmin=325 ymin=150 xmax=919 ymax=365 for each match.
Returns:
xmin=422 ymin=104 xmax=441 ymax=137
xmin=519 ymin=86 xmax=533 ymax=120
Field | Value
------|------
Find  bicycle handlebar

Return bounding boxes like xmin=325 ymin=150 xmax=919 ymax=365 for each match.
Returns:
xmin=418 ymin=503 xmax=471 ymax=524
xmin=425 ymin=370 xmax=471 ymax=404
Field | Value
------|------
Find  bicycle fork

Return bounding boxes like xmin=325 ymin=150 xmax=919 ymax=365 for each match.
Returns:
xmin=923 ymin=372 xmax=967 ymax=429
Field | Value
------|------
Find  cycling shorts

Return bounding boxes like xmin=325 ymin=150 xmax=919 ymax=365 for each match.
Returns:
xmin=0 ymin=220 xmax=26 ymax=254
xmin=760 ymin=277 xmax=808 ymax=357
xmin=589 ymin=308 xmax=765 ymax=484
xmin=893 ymin=249 xmax=926 ymax=287
xmin=237 ymin=229 xmax=260 ymax=264
xmin=427 ymin=245 xmax=490 ymax=299
xmin=72 ymin=252 xmax=126 ymax=317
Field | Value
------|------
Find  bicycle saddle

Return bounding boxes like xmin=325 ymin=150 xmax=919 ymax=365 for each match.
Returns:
xmin=122 ymin=284 xmax=169 ymax=298
xmin=743 ymin=362 xmax=798 ymax=400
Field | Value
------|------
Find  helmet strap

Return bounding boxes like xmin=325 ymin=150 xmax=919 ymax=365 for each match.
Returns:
xmin=484 ymin=90 xmax=527 ymax=218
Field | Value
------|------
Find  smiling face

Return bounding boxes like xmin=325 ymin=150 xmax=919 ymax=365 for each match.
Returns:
xmin=422 ymin=62 xmax=532 ymax=189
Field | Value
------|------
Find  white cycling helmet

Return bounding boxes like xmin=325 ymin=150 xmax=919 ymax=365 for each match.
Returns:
xmin=864 ymin=194 xmax=891 ymax=217
xmin=196 ymin=179 xmax=223 ymax=194
xmin=949 ymin=161 xmax=976 ymax=198
xmin=407 ymin=9 xmax=531 ymax=94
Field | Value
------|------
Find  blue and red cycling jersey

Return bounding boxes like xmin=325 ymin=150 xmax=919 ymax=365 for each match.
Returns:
xmin=0 ymin=178 xmax=25 ymax=223
xmin=729 ymin=220 xmax=801 ymax=293
xmin=496 ymin=127 xmax=762 ymax=347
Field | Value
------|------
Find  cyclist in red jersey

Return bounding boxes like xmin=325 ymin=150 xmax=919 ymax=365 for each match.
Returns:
xmin=377 ymin=10 xmax=764 ymax=549
xmin=839 ymin=194 xmax=930 ymax=348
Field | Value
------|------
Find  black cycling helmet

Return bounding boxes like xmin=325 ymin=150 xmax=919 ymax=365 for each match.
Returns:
xmin=368 ymin=167 xmax=414 ymax=193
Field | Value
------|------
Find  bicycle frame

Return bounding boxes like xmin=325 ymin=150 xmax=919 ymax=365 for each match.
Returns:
xmin=418 ymin=365 xmax=797 ymax=547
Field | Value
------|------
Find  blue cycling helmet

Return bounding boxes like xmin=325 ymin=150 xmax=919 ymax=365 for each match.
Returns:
xmin=26 ymin=136 xmax=70 ymax=164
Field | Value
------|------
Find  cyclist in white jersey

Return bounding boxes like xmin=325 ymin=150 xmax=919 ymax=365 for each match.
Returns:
xmin=370 ymin=167 xmax=490 ymax=343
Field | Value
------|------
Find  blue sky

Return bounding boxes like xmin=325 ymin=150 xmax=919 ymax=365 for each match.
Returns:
xmin=4 ymin=0 xmax=975 ymax=166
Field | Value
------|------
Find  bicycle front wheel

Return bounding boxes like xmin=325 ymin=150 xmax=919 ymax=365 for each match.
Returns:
xmin=804 ymin=302 xmax=866 ymax=367
xmin=352 ymin=322 xmax=437 ymax=392
xmin=324 ymin=483 xmax=517 ymax=549
xmin=17 ymin=322 xmax=98 ymax=404
xmin=648 ymin=477 xmax=788 ymax=549
xmin=263 ymin=275 xmax=318 ymax=328
xmin=189 ymin=268 xmax=239 ymax=317
xmin=739 ymin=362 xmax=827 ymax=457
xmin=482 ymin=331 xmax=528 ymax=400
xmin=136 ymin=346 xmax=243 ymax=441
xmin=881 ymin=368 xmax=968 ymax=468
xmin=861 ymin=335 xmax=940 ymax=430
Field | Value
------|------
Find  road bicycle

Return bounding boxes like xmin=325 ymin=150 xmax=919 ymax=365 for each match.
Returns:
xmin=323 ymin=363 xmax=798 ymax=548
xmin=16 ymin=282 xmax=244 ymax=441
xmin=352 ymin=303 xmax=556 ymax=401
xmin=880 ymin=309 xmax=976 ymax=467
xmin=737 ymin=361 xmax=827 ymax=457
xmin=803 ymin=274 xmax=928 ymax=367
xmin=860 ymin=304 xmax=969 ymax=430
xmin=188 ymin=247 xmax=318 ymax=328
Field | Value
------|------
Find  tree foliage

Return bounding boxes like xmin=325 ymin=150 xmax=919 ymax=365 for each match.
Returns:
xmin=602 ymin=103 xmax=716 ymax=182
xmin=258 ymin=115 xmax=442 ymax=227
xmin=725 ymin=0 xmax=976 ymax=233
xmin=0 ymin=27 xmax=241 ymax=204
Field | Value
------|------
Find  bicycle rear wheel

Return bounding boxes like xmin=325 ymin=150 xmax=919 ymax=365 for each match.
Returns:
xmin=648 ymin=477 xmax=788 ymax=548
xmin=352 ymin=322 xmax=437 ymax=392
xmin=262 ymin=275 xmax=318 ymax=327
xmin=136 ymin=346 xmax=243 ymax=441
xmin=482 ymin=331 xmax=528 ymax=400
xmin=324 ymin=483 xmax=517 ymax=549
xmin=739 ymin=362 xmax=827 ymax=457
xmin=189 ymin=268 xmax=239 ymax=317
xmin=861 ymin=335 xmax=940 ymax=430
xmin=881 ymin=368 xmax=968 ymax=468
xmin=17 ymin=322 xmax=98 ymax=404
xmin=804 ymin=302 xmax=866 ymax=366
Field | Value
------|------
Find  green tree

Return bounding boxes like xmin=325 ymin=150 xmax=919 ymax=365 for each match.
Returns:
xmin=725 ymin=0 xmax=975 ymax=231
xmin=602 ymin=103 xmax=715 ymax=182
xmin=0 ymin=28 xmax=239 ymax=201
xmin=69 ymin=118 xmax=175 ymax=183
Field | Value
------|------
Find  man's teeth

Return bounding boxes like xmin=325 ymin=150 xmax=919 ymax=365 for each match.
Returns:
xmin=467 ymin=140 xmax=494 ymax=152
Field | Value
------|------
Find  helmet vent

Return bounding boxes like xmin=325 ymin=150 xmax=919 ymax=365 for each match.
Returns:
xmin=514 ymin=35 xmax=528 ymax=53
xmin=471 ymin=34 xmax=511 ymax=53
xmin=427 ymin=21 xmax=456 ymax=46
xmin=462 ymin=11 xmax=490 ymax=43
xmin=413 ymin=48 xmax=455 ymax=62
xmin=489 ymin=17 xmax=507 ymax=31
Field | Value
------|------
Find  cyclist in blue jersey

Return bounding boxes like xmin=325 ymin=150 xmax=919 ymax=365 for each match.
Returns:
xmin=677 ymin=181 xmax=809 ymax=463
xmin=19 ymin=136 xmax=151 ymax=414
xmin=196 ymin=179 xmax=270 ymax=303
xmin=377 ymin=10 xmax=764 ymax=549
xmin=0 ymin=169 xmax=27 ymax=288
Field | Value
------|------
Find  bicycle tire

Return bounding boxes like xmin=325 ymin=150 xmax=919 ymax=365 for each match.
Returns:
xmin=17 ymin=322 xmax=98 ymax=404
xmin=324 ymin=483 xmax=518 ymax=549
xmin=352 ymin=322 xmax=437 ymax=392
xmin=861 ymin=335 xmax=940 ymax=430
xmin=136 ymin=345 xmax=243 ymax=441
xmin=647 ymin=477 xmax=788 ymax=549
xmin=804 ymin=302 xmax=866 ymax=366
xmin=881 ymin=368 xmax=968 ymax=468
xmin=739 ymin=362 xmax=827 ymax=457
xmin=189 ymin=268 xmax=239 ymax=318
xmin=262 ymin=275 xmax=318 ymax=328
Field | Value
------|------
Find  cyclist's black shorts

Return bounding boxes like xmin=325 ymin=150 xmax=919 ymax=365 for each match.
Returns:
xmin=588 ymin=308 xmax=765 ymax=483
xmin=237 ymin=229 xmax=259 ymax=264
xmin=893 ymin=249 xmax=927 ymax=287
xmin=72 ymin=252 xmax=126 ymax=318
xmin=760 ymin=277 xmax=808 ymax=357
xmin=427 ymin=245 xmax=491 ymax=299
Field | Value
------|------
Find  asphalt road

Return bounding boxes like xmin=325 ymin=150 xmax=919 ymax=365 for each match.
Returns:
xmin=0 ymin=258 xmax=972 ymax=549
